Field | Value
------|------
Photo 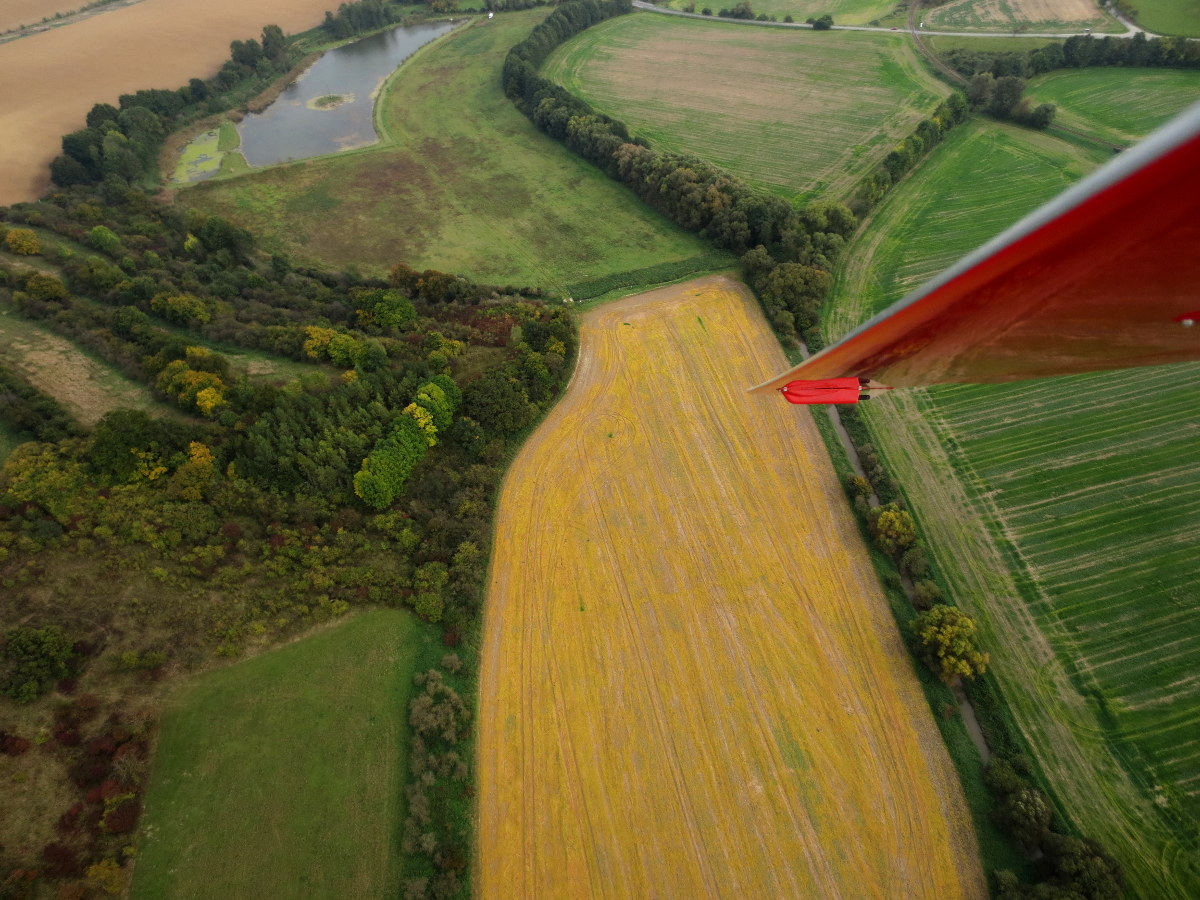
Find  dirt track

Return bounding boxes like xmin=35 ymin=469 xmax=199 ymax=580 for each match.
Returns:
xmin=0 ymin=0 xmax=333 ymax=204
xmin=477 ymin=276 xmax=985 ymax=898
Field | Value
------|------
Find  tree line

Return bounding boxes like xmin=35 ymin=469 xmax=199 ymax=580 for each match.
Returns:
xmin=942 ymin=31 xmax=1200 ymax=82
xmin=503 ymin=0 xmax=858 ymax=343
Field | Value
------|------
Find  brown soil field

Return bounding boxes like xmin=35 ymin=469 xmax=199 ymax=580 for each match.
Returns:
xmin=0 ymin=0 xmax=334 ymax=204
xmin=477 ymin=276 xmax=986 ymax=898
xmin=0 ymin=0 xmax=95 ymax=34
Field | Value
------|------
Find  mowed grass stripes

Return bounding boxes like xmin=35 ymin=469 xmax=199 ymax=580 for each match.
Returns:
xmin=1029 ymin=68 xmax=1200 ymax=146
xmin=542 ymin=14 xmax=950 ymax=202
xmin=930 ymin=367 xmax=1200 ymax=819
xmin=826 ymin=106 xmax=1200 ymax=896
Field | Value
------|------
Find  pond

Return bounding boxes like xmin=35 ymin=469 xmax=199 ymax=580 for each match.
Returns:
xmin=237 ymin=19 xmax=459 ymax=167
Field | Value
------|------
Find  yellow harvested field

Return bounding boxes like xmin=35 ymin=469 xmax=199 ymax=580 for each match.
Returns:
xmin=0 ymin=0 xmax=333 ymax=204
xmin=478 ymin=276 xmax=985 ymax=899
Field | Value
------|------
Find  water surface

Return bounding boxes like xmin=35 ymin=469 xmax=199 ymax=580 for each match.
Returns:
xmin=239 ymin=20 xmax=458 ymax=166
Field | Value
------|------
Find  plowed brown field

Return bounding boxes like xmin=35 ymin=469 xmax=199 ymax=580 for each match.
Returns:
xmin=0 ymin=0 xmax=333 ymax=204
xmin=478 ymin=276 xmax=985 ymax=899
xmin=1 ymin=0 xmax=90 ymax=34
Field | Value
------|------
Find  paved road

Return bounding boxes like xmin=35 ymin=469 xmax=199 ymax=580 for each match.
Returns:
xmin=631 ymin=0 xmax=1152 ymax=39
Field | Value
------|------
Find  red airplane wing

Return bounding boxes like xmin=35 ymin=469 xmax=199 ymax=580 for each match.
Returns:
xmin=750 ymin=102 xmax=1200 ymax=393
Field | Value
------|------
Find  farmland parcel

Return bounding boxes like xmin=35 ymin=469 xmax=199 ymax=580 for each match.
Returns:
xmin=827 ymin=109 xmax=1200 ymax=897
xmin=541 ymin=15 xmax=950 ymax=202
xmin=0 ymin=0 xmax=335 ymax=203
xmin=479 ymin=277 xmax=985 ymax=898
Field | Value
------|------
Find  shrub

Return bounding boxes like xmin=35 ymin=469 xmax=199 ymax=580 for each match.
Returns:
xmin=912 ymin=579 xmax=943 ymax=609
xmin=2 ymin=625 xmax=75 ymax=703
xmin=4 ymin=228 xmax=41 ymax=255
xmin=910 ymin=604 xmax=988 ymax=683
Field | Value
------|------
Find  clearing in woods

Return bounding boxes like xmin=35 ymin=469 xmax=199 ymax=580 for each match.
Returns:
xmin=132 ymin=610 xmax=425 ymax=899
xmin=181 ymin=11 xmax=717 ymax=291
xmin=478 ymin=276 xmax=985 ymax=899
xmin=0 ymin=0 xmax=335 ymax=204
xmin=0 ymin=299 xmax=174 ymax=426
xmin=924 ymin=0 xmax=1112 ymax=32
xmin=826 ymin=111 xmax=1200 ymax=897
xmin=541 ymin=15 xmax=950 ymax=203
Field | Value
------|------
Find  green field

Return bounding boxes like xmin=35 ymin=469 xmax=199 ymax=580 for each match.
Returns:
xmin=924 ymin=0 xmax=1115 ymax=33
xmin=656 ymin=0 xmax=897 ymax=24
xmin=542 ymin=14 xmax=950 ymax=202
xmin=180 ymin=10 xmax=718 ymax=293
xmin=826 ymin=118 xmax=1104 ymax=341
xmin=825 ymin=111 xmax=1200 ymax=896
xmin=1128 ymin=0 xmax=1200 ymax=37
xmin=1030 ymin=67 xmax=1200 ymax=145
xmin=133 ymin=610 xmax=428 ymax=899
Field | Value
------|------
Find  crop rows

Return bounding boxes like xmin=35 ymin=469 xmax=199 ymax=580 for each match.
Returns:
xmin=478 ymin=277 xmax=984 ymax=899
xmin=929 ymin=366 xmax=1200 ymax=816
xmin=542 ymin=16 xmax=949 ymax=202
xmin=827 ymin=105 xmax=1200 ymax=895
xmin=1029 ymin=68 xmax=1200 ymax=146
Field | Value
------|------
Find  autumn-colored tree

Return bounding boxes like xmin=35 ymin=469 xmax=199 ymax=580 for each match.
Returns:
xmin=910 ymin=604 xmax=989 ymax=682
xmin=867 ymin=502 xmax=917 ymax=556
xmin=4 ymin=228 xmax=41 ymax=255
xmin=149 ymin=292 xmax=211 ymax=325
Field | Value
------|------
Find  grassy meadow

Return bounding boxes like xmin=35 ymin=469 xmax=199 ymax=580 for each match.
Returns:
xmin=180 ymin=10 xmax=718 ymax=293
xmin=132 ymin=610 xmax=428 ymax=899
xmin=541 ymin=14 xmax=950 ymax=203
xmin=1127 ymin=0 xmax=1200 ymax=37
xmin=825 ymin=109 xmax=1200 ymax=896
xmin=1029 ymin=67 xmax=1200 ymax=146
xmin=479 ymin=276 xmax=984 ymax=898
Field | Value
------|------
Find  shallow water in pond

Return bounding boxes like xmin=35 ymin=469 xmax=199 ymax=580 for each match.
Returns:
xmin=238 ymin=20 xmax=458 ymax=167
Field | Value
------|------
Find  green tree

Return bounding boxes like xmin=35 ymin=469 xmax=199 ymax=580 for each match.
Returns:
xmin=910 ymin=604 xmax=989 ymax=683
xmin=2 ymin=625 xmax=75 ymax=703
xmin=995 ymin=785 xmax=1053 ymax=849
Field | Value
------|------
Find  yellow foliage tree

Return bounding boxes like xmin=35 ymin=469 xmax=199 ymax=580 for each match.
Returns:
xmin=910 ymin=604 xmax=989 ymax=683
xmin=85 ymin=858 xmax=125 ymax=895
xmin=4 ymin=227 xmax=41 ymax=255
xmin=195 ymin=386 xmax=226 ymax=416
xmin=404 ymin=402 xmax=438 ymax=447
xmin=303 ymin=326 xmax=337 ymax=359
